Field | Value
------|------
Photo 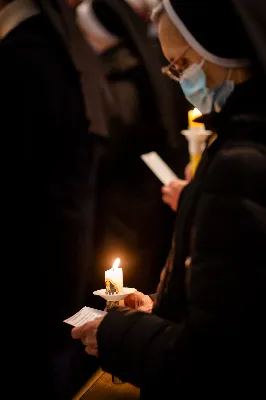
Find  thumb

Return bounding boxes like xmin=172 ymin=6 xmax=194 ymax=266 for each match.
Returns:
xmin=71 ymin=326 xmax=84 ymax=339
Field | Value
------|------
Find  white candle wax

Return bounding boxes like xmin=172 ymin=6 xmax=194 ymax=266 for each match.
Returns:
xmin=105 ymin=258 xmax=123 ymax=294
xmin=188 ymin=137 xmax=202 ymax=155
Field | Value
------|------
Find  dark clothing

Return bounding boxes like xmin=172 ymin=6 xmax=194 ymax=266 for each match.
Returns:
xmin=93 ymin=42 xmax=189 ymax=297
xmin=97 ymin=78 xmax=266 ymax=397
xmin=92 ymin=0 xmax=190 ymax=151
xmin=91 ymin=0 xmax=189 ymax=298
xmin=1 ymin=15 xmax=101 ymax=398
xmin=233 ymin=0 xmax=266 ymax=75
xmin=35 ymin=0 xmax=112 ymax=137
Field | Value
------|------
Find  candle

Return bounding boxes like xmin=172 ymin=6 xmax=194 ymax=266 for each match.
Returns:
xmin=190 ymin=153 xmax=202 ymax=177
xmin=181 ymin=129 xmax=212 ymax=178
xmin=105 ymin=258 xmax=123 ymax=295
xmin=188 ymin=108 xmax=205 ymax=130
xmin=187 ymin=136 xmax=202 ymax=177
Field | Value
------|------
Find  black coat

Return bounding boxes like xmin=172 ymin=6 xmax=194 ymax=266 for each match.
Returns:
xmin=1 ymin=14 xmax=102 ymax=398
xmin=97 ymin=79 xmax=266 ymax=397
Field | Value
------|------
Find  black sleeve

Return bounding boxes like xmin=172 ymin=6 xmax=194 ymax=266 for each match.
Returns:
xmin=148 ymin=293 xmax=156 ymax=302
xmin=97 ymin=142 xmax=266 ymax=392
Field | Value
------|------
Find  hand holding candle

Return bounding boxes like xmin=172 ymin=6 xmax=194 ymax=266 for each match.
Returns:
xmin=105 ymin=258 xmax=123 ymax=295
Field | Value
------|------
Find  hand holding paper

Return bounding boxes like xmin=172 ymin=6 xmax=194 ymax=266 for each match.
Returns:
xmin=161 ymin=179 xmax=188 ymax=211
xmin=71 ymin=313 xmax=105 ymax=357
xmin=141 ymin=152 xmax=178 ymax=186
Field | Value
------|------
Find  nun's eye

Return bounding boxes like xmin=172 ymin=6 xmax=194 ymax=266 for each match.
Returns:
xmin=176 ymin=57 xmax=189 ymax=71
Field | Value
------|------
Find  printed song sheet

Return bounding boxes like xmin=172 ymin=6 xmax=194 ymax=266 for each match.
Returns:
xmin=64 ymin=307 xmax=107 ymax=327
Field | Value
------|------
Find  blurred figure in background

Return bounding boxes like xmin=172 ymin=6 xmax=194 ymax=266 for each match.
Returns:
xmin=77 ymin=0 xmax=190 ymax=296
xmin=127 ymin=0 xmax=194 ymax=214
xmin=1 ymin=0 xmax=116 ymax=397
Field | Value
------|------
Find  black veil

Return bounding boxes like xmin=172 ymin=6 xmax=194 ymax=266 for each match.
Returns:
xmin=233 ymin=0 xmax=266 ymax=75
xmin=33 ymin=0 xmax=116 ymax=137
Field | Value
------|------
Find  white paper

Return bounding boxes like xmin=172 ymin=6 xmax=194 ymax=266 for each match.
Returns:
xmin=141 ymin=151 xmax=178 ymax=186
xmin=63 ymin=306 xmax=107 ymax=327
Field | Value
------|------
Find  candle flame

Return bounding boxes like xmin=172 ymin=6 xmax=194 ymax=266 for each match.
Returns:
xmin=193 ymin=108 xmax=201 ymax=115
xmin=112 ymin=258 xmax=120 ymax=270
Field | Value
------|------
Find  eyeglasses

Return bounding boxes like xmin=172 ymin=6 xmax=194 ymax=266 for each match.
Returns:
xmin=161 ymin=47 xmax=190 ymax=82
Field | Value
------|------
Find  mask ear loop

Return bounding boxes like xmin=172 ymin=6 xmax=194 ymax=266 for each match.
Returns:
xmin=213 ymin=68 xmax=235 ymax=113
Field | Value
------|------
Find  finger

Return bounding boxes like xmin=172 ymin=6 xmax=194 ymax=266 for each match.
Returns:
xmin=71 ymin=320 xmax=97 ymax=339
xmin=168 ymin=180 xmax=177 ymax=188
xmin=163 ymin=193 xmax=173 ymax=201
xmin=134 ymin=294 xmax=143 ymax=309
xmin=138 ymin=305 xmax=152 ymax=313
xmin=85 ymin=343 xmax=98 ymax=357
xmin=82 ymin=337 xmax=97 ymax=347
xmin=162 ymin=195 xmax=171 ymax=205
xmin=134 ymin=296 xmax=139 ymax=309
xmin=125 ymin=292 xmax=145 ymax=308
xmin=85 ymin=346 xmax=98 ymax=357
xmin=71 ymin=326 xmax=85 ymax=339
xmin=171 ymin=202 xmax=177 ymax=212
xmin=124 ymin=293 xmax=136 ymax=308
xmin=161 ymin=186 xmax=171 ymax=194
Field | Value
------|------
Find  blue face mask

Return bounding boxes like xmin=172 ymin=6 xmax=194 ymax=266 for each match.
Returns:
xmin=179 ymin=60 xmax=235 ymax=114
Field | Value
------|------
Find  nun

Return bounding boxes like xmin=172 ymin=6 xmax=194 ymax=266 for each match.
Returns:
xmin=72 ymin=0 xmax=266 ymax=398
xmin=76 ymin=0 xmax=190 ymax=297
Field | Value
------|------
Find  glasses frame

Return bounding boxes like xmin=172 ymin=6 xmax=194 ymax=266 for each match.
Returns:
xmin=161 ymin=47 xmax=190 ymax=82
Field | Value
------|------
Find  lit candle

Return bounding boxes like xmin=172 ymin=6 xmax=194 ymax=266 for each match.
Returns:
xmin=188 ymin=108 xmax=205 ymax=130
xmin=105 ymin=258 xmax=123 ymax=295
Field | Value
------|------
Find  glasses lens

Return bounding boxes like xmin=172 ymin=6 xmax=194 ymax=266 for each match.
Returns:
xmin=169 ymin=65 xmax=181 ymax=79
xmin=161 ymin=65 xmax=180 ymax=80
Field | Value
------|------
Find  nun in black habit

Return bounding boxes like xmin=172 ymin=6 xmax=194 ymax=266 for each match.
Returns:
xmin=71 ymin=0 xmax=266 ymax=398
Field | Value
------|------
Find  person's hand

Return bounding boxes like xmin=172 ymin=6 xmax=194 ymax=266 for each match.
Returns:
xmin=161 ymin=178 xmax=188 ymax=211
xmin=124 ymin=291 xmax=153 ymax=313
xmin=71 ymin=316 xmax=105 ymax=356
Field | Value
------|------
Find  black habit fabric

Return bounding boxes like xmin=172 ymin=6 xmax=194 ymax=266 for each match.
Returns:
xmin=34 ymin=0 xmax=114 ymax=137
xmin=0 ymin=14 xmax=102 ymax=399
xmin=233 ymin=0 xmax=266 ymax=75
xmin=97 ymin=78 xmax=266 ymax=398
